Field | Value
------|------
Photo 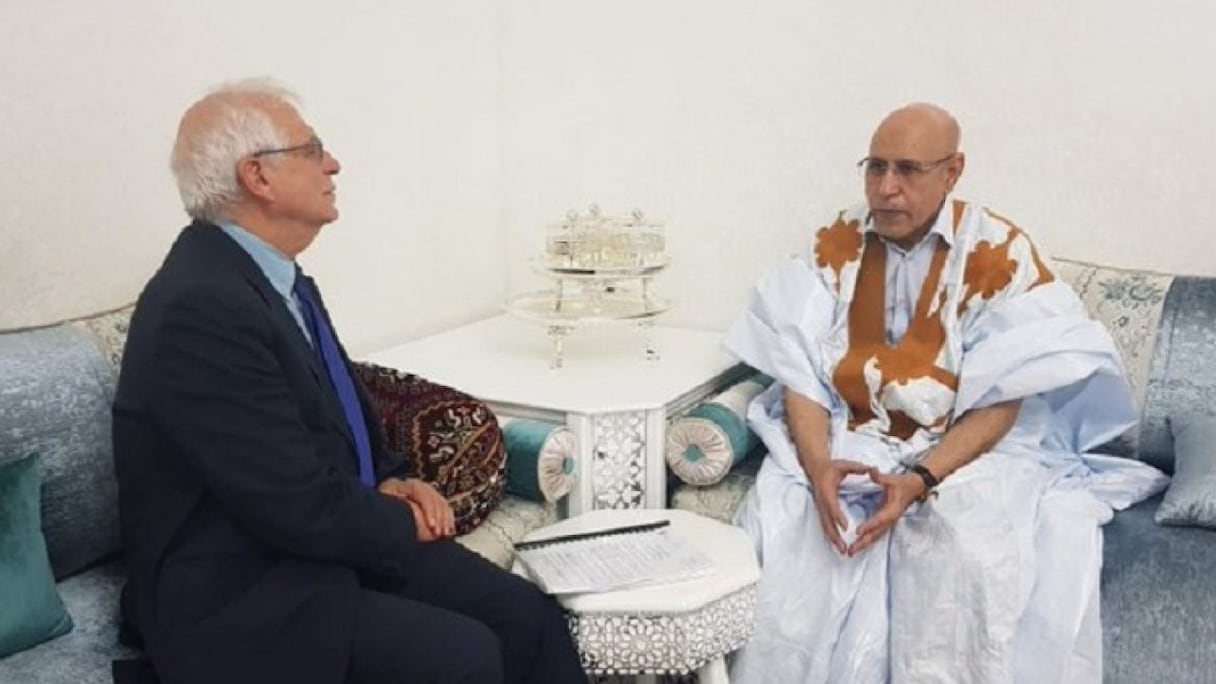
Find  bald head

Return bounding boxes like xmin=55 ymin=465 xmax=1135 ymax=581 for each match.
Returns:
xmin=871 ymin=103 xmax=961 ymax=159
xmin=864 ymin=103 xmax=966 ymax=248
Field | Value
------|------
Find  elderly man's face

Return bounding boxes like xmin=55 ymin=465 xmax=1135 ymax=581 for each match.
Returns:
xmin=863 ymin=113 xmax=962 ymax=247
xmin=260 ymin=104 xmax=342 ymax=229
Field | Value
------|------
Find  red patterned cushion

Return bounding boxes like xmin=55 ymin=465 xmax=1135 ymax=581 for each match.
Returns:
xmin=353 ymin=362 xmax=506 ymax=535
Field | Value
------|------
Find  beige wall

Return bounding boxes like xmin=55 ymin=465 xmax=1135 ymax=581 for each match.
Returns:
xmin=3 ymin=2 xmax=1213 ymax=351
xmin=501 ymin=1 xmax=1216 ymax=332
xmin=0 ymin=1 xmax=505 ymax=354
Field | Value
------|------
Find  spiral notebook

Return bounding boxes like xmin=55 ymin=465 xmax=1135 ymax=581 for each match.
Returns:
xmin=515 ymin=520 xmax=714 ymax=595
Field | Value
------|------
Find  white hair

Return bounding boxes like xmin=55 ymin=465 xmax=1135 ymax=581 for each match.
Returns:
xmin=169 ymin=79 xmax=301 ymax=222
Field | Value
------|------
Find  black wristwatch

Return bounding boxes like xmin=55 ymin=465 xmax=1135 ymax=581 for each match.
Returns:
xmin=908 ymin=464 xmax=940 ymax=503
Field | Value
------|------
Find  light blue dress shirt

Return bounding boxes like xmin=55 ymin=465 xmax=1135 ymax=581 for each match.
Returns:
xmin=864 ymin=206 xmax=956 ymax=345
xmin=218 ymin=223 xmax=313 ymax=346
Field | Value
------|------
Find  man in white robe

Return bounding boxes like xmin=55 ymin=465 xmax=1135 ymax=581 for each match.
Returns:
xmin=725 ymin=103 xmax=1167 ymax=683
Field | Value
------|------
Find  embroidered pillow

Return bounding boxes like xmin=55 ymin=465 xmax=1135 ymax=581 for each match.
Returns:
xmin=354 ymin=362 xmax=507 ymax=535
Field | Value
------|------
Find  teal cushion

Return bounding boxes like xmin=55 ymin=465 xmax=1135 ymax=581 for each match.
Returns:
xmin=664 ymin=374 xmax=771 ymax=486
xmin=688 ymin=402 xmax=754 ymax=458
xmin=0 ymin=455 xmax=73 ymax=657
xmin=1155 ymin=414 xmax=1216 ymax=528
xmin=501 ymin=418 xmax=575 ymax=503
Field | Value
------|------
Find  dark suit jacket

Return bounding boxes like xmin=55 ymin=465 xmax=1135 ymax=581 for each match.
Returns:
xmin=112 ymin=222 xmax=420 ymax=684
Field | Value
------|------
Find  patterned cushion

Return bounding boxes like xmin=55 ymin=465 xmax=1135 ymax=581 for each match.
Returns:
xmin=354 ymin=362 xmax=507 ymax=535
xmin=670 ymin=456 xmax=762 ymax=523
xmin=1052 ymin=258 xmax=1173 ymax=456
xmin=67 ymin=304 xmax=134 ymax=375
xmin=456 ymin=495 xmax=559 ymax=568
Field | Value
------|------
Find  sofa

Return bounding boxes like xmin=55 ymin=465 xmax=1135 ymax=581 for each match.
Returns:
xmin=3 ymin=259 xmax=1213 ymax=684
xmin=670 ymin=259 xmax=1216 ymax=684
xmin=0 ymin=306 xmax=567 ymax=684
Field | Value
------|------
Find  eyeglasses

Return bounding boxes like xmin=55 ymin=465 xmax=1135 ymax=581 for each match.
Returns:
xmin=857 ymin=154 xmax=955 ymax=181
xmin=252 ymin=137 xmax=326 ymax=162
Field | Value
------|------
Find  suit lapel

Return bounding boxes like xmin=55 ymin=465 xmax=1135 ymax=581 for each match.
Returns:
xmin=192 ymin=224 xmax=357 ymax=452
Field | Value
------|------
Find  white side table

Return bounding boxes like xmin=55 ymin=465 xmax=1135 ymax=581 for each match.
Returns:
xmin=365 ymin=315 xmax=747 ymax=514
xmin=518 ymin=508 xmax=759 ymax=683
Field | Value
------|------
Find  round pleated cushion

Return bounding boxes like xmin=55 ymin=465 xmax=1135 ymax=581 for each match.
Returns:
xmin=666 ymin=410 xmax=741 ymax=486
xmin=353 ymin=362 xmax=506 ymax=535
xmin=499 ymin=417 xmax=576 ymax=502
xmin=665 ymin=375 xmax=771 ymax=486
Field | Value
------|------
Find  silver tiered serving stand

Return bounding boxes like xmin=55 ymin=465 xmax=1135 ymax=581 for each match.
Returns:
xmin=503 ymin=205 xmax=671 ymax=369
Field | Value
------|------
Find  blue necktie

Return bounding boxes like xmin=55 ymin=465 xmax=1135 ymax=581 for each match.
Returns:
xmin=292 ymin=272 xmax=376 ymax=488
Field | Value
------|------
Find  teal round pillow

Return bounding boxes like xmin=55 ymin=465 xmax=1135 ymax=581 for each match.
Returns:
xmin=500 ymin=418 xmax=576 ymax=502
xmin=665 ymin=375 xmax=771 ymax=486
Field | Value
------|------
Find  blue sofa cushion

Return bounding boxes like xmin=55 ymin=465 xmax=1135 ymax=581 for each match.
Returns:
xmin=0 ymin=560 xmax=134 ymax=684
xmin=0 ymin=325 xmax=122 ymax=579
xmin=1156 ymin=414 xmax=1216 ymax=528
xmin=1102 ymin=494 xmax=1216 ymax=684
xmin=1139 ymin=277 xmax=1216 ymax=474
xmin=0 ymin=455 xmax=73 ymax=657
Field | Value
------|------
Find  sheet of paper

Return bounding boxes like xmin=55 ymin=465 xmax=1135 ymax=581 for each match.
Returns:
xmin=516 ymin=528 xmax=714 ymax=595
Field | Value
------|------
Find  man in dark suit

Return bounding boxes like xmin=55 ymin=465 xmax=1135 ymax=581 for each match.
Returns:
xmin=112 ymin=80 xmax=585 ymax=684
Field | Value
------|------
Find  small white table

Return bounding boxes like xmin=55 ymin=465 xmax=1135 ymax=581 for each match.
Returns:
xmin=365 ymin=315 xmax=748 ymax=514
xmin=517 ymin=508 xmax=759 ymax=683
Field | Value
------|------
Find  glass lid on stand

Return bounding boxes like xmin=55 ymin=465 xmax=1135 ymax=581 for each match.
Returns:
xmin=542 ymin=205 xmax=667 ymax=273
xmin=503 ymin=203 xmax=673 ymax=367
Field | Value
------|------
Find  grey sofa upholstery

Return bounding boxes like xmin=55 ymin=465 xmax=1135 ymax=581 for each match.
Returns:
xmin=0 ymin=307 xmax=561 ymax=684
xmin=672 ymin=262 xmax=1216 ymax=684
